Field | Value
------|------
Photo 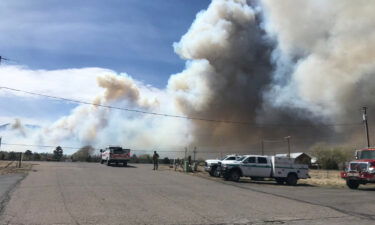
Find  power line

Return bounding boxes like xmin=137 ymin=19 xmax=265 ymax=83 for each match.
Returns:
xmin=0 ymin=86 xmax=363 ymax=127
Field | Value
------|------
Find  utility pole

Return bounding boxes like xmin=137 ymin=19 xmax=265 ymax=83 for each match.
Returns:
xmin=261 ymin=139 xmax=264 ymax=155
xmin=193 ymin=146 xmax=197 ymax=162
xmin=285 ymin=136 xmax=291 ymax=158
xmin=363 ymin=107 xmax=370 ymax=148
xmin=18 ymin=152 xmax=22 ymax=168
xmin=184 ymin=147 xmax=187 ymax=160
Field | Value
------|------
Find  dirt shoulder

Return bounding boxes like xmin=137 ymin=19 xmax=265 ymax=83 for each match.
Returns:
xmin=0 ymin=161 xmax=33 ymax=175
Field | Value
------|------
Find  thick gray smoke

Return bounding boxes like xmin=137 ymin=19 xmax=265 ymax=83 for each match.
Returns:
xmin=2 ymin=0 xmax=374 ymax=154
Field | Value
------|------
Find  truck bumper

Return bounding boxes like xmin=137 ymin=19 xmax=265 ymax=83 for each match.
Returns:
xmin=341 ymin=171 xmax=375 ymax=183
xmin=204 ymin=166 xmax=212 ymax=172
xmin=109 ymin=159 xmax=129 ymax=163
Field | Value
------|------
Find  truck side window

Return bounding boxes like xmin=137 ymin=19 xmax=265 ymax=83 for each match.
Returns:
xmin=245 ymin=157 xmax=256 ymax=163
xmin=227 ymin=157 xmax=236 ymax=160
xmin=257 ymin=157 xmax=267 ymax=164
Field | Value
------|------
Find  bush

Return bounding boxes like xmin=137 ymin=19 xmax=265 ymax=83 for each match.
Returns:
xmin=162 ymin=157 xmax=170 ymax=164
xmin=311 ymin=145 xmax=354 ymax=170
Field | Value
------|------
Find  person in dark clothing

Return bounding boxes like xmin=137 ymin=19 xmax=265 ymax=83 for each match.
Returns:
xmin=153 ymin=151 xmax=159 ymax=170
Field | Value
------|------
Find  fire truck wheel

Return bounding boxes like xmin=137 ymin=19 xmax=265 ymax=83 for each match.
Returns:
xmin=286 ymin=173 xmax=298 ymax=186
xmin=230 ymin=169 xmax=241 ymax=182
xmin=346 ymin=180 xmax=360 ymax=189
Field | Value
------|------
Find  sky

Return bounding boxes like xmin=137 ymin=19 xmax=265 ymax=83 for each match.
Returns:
xmin=0 ymin=0 xmax=210 ymax=125
xmin=0 ymin=0 xmax=210 ymax=87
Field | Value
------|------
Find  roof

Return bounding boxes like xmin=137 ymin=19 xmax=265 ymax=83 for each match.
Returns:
xmin=275 ymin=152 xmax=312 ymax=158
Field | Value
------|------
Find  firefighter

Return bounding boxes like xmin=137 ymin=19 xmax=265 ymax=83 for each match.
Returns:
xmin=153 ymin=151 xmax=159 ymax=170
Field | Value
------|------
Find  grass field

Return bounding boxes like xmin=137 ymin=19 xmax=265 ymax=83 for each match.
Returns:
xmin=299 ymin=169 xmax=346 ymax=188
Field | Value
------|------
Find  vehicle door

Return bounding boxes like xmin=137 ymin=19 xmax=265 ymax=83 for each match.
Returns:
xmin=241 ymin=156 xmax=256 ymax=176
xmin=253 ymin=157 xmax=272 ymax=177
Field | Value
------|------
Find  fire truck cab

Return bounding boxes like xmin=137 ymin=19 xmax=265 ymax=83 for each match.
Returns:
xmin=341 ymin=148 xmax=375 ymax=189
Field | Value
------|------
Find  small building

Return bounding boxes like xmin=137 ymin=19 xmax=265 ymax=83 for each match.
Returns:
xmin=275 ymin=152 xmax=312 ymax=166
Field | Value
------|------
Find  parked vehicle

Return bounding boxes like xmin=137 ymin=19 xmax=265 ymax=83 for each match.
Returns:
xmin=205 ymin=155 xmax=243 ymax=177
xmin=221 ymin=155 xmax=309 ymax=185
xmin=100 ymin=146 xmax=131 ymax=167
xmin=340 ymin=148 xmax=375 ymax=189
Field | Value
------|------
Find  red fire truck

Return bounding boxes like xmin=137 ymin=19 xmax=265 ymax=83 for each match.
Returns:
xmin=341 ymin=148 xmax=375 ymax=189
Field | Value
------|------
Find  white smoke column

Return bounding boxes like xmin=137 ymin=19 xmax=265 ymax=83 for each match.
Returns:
xmin=261 ymin=0 xmax=375 ymax=124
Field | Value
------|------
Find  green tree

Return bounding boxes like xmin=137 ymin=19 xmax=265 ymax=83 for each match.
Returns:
xmin=8 ymin=151 xmax=17 ymax=160
xmin=24 ymin=150 xmax=33 ymax=161
xmin=311 ymin=144 xmax=353 ymax=170
xmin=53 ymin=146 xmax=63 ymax=161
xmin=162 ymin=157 xmax=170 ymax=164
xmin=33 ymin=152 xmax=41 ymax=161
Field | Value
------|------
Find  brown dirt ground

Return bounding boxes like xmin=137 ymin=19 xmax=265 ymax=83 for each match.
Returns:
xmin=0 ymin=160 xmax=33 ymax=175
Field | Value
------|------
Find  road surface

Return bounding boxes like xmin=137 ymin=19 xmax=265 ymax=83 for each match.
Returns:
xmin=0 ymin=162 xmax=374 ymax=225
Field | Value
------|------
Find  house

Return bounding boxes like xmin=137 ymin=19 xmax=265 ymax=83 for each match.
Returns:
xmin=275 ymin=152 xmax=312 ymax=165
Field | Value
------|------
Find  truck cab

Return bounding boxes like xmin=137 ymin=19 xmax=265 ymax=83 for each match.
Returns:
xmin=341 ymin=148 xmax=375 ymax=189
xmin=100 ymin=146 xmax=131 ymax=167
xmin=205 ymin=155 xmax=242 ymax=177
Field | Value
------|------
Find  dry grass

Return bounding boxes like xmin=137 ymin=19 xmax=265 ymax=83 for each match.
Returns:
xmin=162 ymin=164 xmax=349 ymax=188
xmin=0 ymin=160 xmax=33 ymax=175
xmin=299 ymin=169 xmax=346 ymax=188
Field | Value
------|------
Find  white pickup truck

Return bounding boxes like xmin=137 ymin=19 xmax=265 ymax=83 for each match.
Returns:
xmin=205 ymin=155 xmax=243 ymax=177
xmin=221 ymin=155 xmax=309 ymax=185
xmin=100 ymin=146 xmax=131 ymax=167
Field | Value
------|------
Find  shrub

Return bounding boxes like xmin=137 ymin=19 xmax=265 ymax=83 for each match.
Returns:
xmin=311 ymin=144 xmax=354 ymax=170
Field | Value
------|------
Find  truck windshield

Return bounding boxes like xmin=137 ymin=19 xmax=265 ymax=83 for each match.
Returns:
xmin=359 ymin=150 xmax=375 ymax=159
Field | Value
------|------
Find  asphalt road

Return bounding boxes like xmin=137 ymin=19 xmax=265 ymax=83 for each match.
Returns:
xmin=0 ymin=162 xmax=374 ymax=225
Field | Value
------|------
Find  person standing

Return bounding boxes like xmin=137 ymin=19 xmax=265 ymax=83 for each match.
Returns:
xmin=153 ymin=151 xmax=159 ymax=170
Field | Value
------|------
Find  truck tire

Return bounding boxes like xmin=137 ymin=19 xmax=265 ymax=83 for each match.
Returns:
xmin=123 ymin=162 xmax=127 ymax=167
xmin=346 ymin=180 xmax=360 ymax=189
xmin=275 ymin=178 xmax=285 ymax=184
xmin=100 ymin=160 xmax=104 ymax=164
xmin=209 ymin=166 xmax=217 ymax=177
xmin=214 ymin=167 xmax=221 ymax=177
xmin=286 ymin=173 xmax=298 ymax=186
xmin=230 ymin=169 xmax=241 ymax=182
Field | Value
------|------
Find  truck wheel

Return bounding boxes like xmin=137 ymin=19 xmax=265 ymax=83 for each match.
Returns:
xmin=346 ymin=180 xmax=360 ymax=189
xmin=275 ymin=178 xmax=285 ymax=184
xmin=209 ymin=166 xmax=217 ymax=177
xmin=100 ymin=160 xmax=104 ymax=164
xmin=123 ymin=162 xmax=127 ymax=167
xmin=286 ymin=173 xmax=298 ymax=186
xmin=214 ymin=167 xmax=221 ymax=177
xmin=230 ymin=170 xmax=241 ymax=182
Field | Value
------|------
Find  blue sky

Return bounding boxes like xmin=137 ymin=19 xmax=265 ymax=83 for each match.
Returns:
xmin=0 ymin=0 xmax=210 ymax=87
xmin=0 ymin=0 xmax=211 ymax=126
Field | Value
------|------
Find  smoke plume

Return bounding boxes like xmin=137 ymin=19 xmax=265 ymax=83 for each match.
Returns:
xmin=2 ymin=0 xmax=375 ymax=154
